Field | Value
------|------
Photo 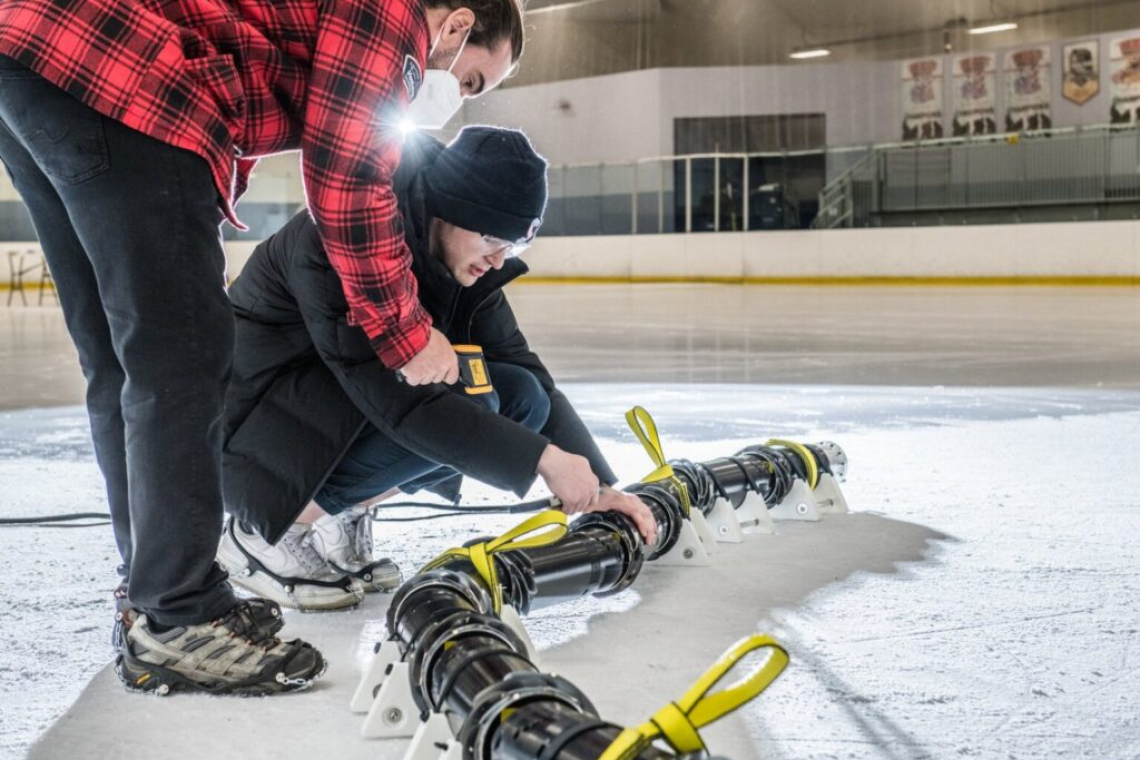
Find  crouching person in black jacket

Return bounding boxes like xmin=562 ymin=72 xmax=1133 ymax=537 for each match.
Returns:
xmin=218 ymin=127 xmax=656 ymax=611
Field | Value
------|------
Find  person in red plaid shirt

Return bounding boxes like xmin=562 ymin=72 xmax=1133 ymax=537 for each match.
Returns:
xmin=0 ymin=0 xmax=523 ymax=695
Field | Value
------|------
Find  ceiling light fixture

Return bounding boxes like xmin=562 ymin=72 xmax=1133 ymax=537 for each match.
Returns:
xmin=968 ymin=21 xmax=1018 ymax=35
xmin=789 ymin=48 xmax=831 ymax=60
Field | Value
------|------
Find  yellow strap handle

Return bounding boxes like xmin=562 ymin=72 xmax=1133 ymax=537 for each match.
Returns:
xmin=625 ymin=406 xmax=692 ymax=516
xmin=766 ymin=438 xmax=819 ymax=490
xmin=420 ymin=511 xmax=568 ymax=613
xmin=598 ymin=635 xmax=790 ymax=760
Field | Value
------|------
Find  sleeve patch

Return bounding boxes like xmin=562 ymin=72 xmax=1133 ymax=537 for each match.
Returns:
xmin=403 ymin=55 xmax=423 ymax=101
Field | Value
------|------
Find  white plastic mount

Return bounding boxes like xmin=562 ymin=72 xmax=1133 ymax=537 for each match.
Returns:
xmin=352 ymin=638 xmax=402 ymax=713
xmin=499 ymin=603 xmax=540 ymax=667
xmin=438 ymin=742 xmax=464 ymax=760
xmin=361 ymin=661 xmax=420 ymax=738
xmin=403 ymin=711 xmax=456 ymax=760
xmin=813 ymin=473 xmax=850 ymax=515
xmin=703 ymin=497 xmax=743 ymax=543
xmin=655 ymin=517 xmax=711 ymax=567
xmin=687 ymin=508 xmax=720 ymax=554
xmin=769 ymin=478 xmax=822 ymax=522
xmin=734 ymin=491 xmax=776 ymax=535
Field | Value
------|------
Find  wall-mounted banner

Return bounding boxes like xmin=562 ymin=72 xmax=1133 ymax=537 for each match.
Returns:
xmin=1004 ymin=47 xmax=1051 ymax=132
xmin=1110 ymin=36 xmax=1140 ymax=123
xmin=1062 ymin=41 xmax=1100 ymax=105
xmin=953 ymin=53 xmax=997 ymax=136
xmin=901 ymin=58 xmax=944 ymax=140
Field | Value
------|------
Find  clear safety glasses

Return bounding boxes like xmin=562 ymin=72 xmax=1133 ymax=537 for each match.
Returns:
xmin=481 ymin=234 xmax=530 ymax=258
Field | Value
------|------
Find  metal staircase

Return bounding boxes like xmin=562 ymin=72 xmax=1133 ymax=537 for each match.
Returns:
xmin=812 ymin=151 xmax=874 ymax=228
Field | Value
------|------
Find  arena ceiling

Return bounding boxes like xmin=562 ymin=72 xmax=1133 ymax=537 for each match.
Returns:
xmin=525 ymin=0 xmax=1134 ymax=35
xmin=509 ymin=0 xmax=1138 ymax=86
xmin=731 ymin=0 xmax=1129 ymax=41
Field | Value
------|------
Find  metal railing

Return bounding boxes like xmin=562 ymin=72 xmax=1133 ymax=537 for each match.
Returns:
xmin=540 ymin=149 xmax=844 ymax=236
xmin=814 ymin=152 xmax=874 ymax=229
xmin=815 ymin=123 xmax=1140 ymax=227
xmin=8 ymin=125 xmax=1130 ymax=243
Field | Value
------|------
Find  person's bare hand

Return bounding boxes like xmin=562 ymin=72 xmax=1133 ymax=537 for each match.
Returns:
xmin=587 ymin=486 xmax=658 ymax=545
xmin=399 ymin=328 xmax=459 ymax=386
xmin=537 ymin=445 xmax=599 ymax=513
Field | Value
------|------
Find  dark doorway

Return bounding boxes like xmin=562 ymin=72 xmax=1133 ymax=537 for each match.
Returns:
xmin=673 ymin=114 xmax=826 ymax=229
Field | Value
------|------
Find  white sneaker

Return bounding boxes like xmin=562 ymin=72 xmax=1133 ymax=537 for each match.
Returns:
xmin=217 ymin=518 xmax=365 ymax=611
xmin=309 ymin=506 xmax=401 ymax=592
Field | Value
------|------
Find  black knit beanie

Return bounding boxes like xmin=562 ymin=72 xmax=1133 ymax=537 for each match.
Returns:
xmin=423 ymin=126 xmax=548 ymax=244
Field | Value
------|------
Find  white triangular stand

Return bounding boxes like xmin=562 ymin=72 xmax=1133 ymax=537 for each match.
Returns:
xmin=687 ymin=508 xmax=720 ymax=554
xmin=403 ymin=712 xmax=454 ymax=760
xmin=735 ymin=491 xmax=776 ymax=535
xmin=500 ymin=604 xmax=540 ymax=667
xmin=813 ymin=473 xmax=850 ymax=515
xmin=438 ymin=742 xmax=464 ymax=760
xmin=655 ymin=519 xmax=711 ymax=566
xmin=770 ymin=479 xmax=822 ymax=522
xmin=362 ymin=661 xmax=420 ymax=738
xmin=704 ymin=497 xmax=744 ymax=543
xmin=352 ymin=638 xmax=402 ymax=713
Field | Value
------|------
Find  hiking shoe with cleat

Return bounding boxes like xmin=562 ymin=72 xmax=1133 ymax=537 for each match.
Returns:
xmin=309 ymin=505 xmax=401 ymax=593
xmin=217 ymin=517 xmax=365 ymax=611
xmin=115 ymin=599 xmax=324 ymax=696
xmin=111 ymin=580 xmax=284 ymax=650
xmin=112 ymin=580 xmax=133 ymax=652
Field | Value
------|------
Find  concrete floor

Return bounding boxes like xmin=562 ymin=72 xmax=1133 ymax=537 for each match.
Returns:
xmin=3 ymin=284 xmax=1140 ymax=760
xmin=27 ymin=514 xmax=941 ymax=760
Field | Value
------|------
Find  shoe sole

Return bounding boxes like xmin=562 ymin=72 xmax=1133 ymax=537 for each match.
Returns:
xmin=218 ymin=531 xmax=365 ymax=612
xmin=222 ymin=561 xmax=365 ymax=611
xmin=334 ymin=560 xmax=402 ymax=594
xmin=115 ymin=650 xmax=327 ymax=697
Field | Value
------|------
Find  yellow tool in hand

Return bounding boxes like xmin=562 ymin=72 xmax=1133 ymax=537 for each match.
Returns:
xmin=451 ymin=344 xmax=493 ymax=395
xmin=395 ymin=343 xmax=493 ymax=395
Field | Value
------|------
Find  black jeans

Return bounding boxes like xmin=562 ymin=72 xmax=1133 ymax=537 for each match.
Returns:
xmin=0 ymin=57 xmax=237 ymax=625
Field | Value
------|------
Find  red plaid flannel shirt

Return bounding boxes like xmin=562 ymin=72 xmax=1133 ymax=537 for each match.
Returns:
xmin=0 ymin=0 xmax=432 ymax=366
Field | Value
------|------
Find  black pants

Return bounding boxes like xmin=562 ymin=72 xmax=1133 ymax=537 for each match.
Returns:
xmin=0 ymin=56 xmax=237 ymax=625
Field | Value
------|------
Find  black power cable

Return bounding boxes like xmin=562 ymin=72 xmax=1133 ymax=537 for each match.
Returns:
xmin=0 ymin=512 xmax=111 ymax=527
xmin=369 ymin=498 xmax=554 ymax=523
xmin=0 ymin=500 xmax=552 ymax=529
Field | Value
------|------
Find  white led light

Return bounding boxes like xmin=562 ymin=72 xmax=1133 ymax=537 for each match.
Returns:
xmin=789 ymin=48 xmax=831 ymax=60
xmin=398 ymin=119 xmax=417 ymax=136
xmin=968 ymin=22 xmax=1018 ymax=35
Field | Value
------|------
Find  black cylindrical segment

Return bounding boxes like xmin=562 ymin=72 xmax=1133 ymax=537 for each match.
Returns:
xmin=687 ymin=456 xmax=770 ymax=506
xmin=494 ymin=700 xmax=675 ymax=760
xmin=508 ymin=530 xmax=628 ymax=610
xmin=431 ymin=640 xmax=537 ymax=727
xmin=388 ymin=582 xmax=485 ymax=652
xmin=383 ymin=441 xmax=847 ymax=760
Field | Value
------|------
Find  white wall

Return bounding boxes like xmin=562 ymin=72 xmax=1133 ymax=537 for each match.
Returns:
xmin=464 ymin=69 xmax=667 ymax=165
xmin=225 ymin=242 xmax=260 ymax=279
xmin=464 ymin=63 xmax=897 ymax=165
xmin=6 ymin=223 xmax=1138 ymax=287
xmin=464 ymin=26 xmax=1140 ymax=167
xmin=519 ymin=221 xmax=1140 ymax=281
xmin=0 ymin=241 xmax=260 ymax=287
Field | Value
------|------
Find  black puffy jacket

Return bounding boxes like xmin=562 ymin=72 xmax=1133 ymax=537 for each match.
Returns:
xmin=223 ymin=134 xmax=617 ymax=543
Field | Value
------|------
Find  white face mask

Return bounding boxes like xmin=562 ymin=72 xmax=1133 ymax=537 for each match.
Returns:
xmin=406 ymin=27 xmax=471 ymax=130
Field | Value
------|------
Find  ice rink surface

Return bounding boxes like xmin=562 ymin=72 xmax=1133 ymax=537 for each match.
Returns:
xmin=2 ymin=285 xmax=1139 ymax=760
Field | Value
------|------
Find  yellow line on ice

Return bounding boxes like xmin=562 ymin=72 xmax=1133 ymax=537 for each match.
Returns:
xmin=514 ymin=276 xmax=1140 ymax=287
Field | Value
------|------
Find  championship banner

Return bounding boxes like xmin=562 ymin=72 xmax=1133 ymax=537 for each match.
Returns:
xmin=1004 ymin=47 xmax=1051 ymax=132
xmin=1109 ymin=36 xmax=1140 ymax=124
xmin=952 ymin=53 xmax=997 ymax=136
xmin=901 ymin=58 xmax=944 ymax=140
xmin=1062 ymin=41 xmax=1099 ymax=106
